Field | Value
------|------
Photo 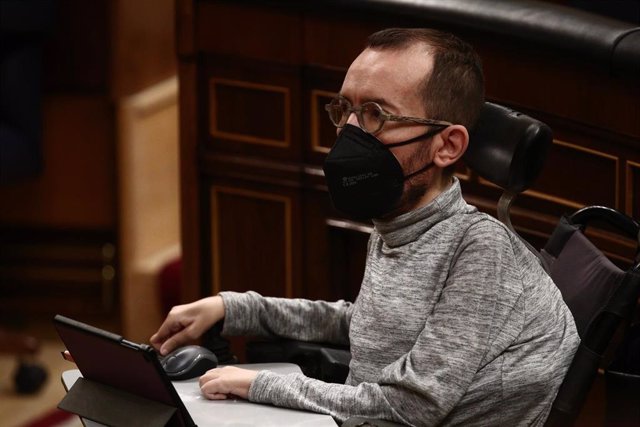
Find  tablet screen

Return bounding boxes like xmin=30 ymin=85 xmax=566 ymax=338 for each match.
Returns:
xmin=54 ymin=315 xmax=196 ymax=427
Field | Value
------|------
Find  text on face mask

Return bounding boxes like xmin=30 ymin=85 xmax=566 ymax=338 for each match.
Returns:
xmin=342 ymin=172 xmax=380 ymax=187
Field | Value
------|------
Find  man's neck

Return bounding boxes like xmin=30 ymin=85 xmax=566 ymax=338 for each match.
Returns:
xmin=382 ymin=172 xmax=454 ymax=220
xmin=413 ymin=174 xmax=454 ymax=210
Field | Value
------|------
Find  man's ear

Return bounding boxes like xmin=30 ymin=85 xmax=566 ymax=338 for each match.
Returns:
xmin=433 ymin=125 xmax=469 ymax=168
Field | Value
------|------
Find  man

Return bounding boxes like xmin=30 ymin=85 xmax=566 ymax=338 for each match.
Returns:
xmin=151 ymin=28 xmax=579 ymax=426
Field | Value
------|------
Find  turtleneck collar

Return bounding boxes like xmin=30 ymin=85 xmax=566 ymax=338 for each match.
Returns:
xmin=372 ymin=177 xmax=468 ymax=248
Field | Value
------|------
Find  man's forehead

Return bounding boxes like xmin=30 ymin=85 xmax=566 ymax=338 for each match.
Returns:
xmin=341 ymin=44 xmax=433 ymax=110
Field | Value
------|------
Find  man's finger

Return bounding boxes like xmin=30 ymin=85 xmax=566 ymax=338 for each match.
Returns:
xmin=61 ymin=350 xmax=75 ymax=363
xmin=151 ymin=317 xmax=190 ymax=351
xmin=203 ymin=391 xmax=228 ymax=400
xmin=150 ymin=321 xmax=175 ymax=347
xmin=149 ymin=332 xmax=163 ymax=348
xmin=199 ymin=369 xmax=220 ymax=386
xmin=159 ymin=327 xmax=195 ymax=355
xmin=201 ymin=378 xmax=229 ymax=400
xmin=160 ymin=337 xmax=179 ymax=356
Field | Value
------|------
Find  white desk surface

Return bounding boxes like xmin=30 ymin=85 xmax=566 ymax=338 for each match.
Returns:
xmin=62 ymin=363 xmax=338 ymax=427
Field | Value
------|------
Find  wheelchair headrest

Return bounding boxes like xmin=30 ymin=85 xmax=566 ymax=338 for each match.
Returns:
xmin=464 ymin=102 xmax=553 ymax=193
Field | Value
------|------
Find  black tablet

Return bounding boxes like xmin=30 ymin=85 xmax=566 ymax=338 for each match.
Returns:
xmin=54 ymin=314 xmax=196 ymax=427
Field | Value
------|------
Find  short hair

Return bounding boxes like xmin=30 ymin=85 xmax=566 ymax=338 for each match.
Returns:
xmin=366 ymin=28 xmax=485 ymax=131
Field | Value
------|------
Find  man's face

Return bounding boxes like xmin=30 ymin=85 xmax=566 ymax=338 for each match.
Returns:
xmin=338 ymin=44 xmax=437 ymax=216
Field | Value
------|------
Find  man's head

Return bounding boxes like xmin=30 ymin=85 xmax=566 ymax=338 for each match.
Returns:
xmin=365 ymin=28 xmax=484 ymax=131
xmin=326 ymin=28 xmax=484 ymax=218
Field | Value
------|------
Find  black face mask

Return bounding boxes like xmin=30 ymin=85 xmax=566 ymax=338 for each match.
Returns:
xmin=323 ymin=124 xmax=443 ymax=220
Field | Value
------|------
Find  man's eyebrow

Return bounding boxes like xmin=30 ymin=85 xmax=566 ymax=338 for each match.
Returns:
xmin=369 ymin=98 xmax=398 ymax=112
xmin=338 ymin=93 xmax=399 ymax=113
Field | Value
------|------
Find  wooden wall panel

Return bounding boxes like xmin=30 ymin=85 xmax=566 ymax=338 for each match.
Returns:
xmin=525 ymin=140 xmax=619 ymax=211
xmin=303 ymin=67 xmax=346 ymax=165
xmin=303 ymin=14 xmax=387 ymax=69
xmin=210 ymin=78 xmax=290 ymax=147
xmin=300 ymin=191 xmax=333 ymax=302
xmin=627 ymin=162 xmax=640 ymax=219
xmin=210 ymin=186 xmax=296 ymax=298
xmin=203 ymin=57 xmax=302 ymax=161
xmin=196 ymin=2 xmax=303 ymax=64
xmin=482 ymin=47 xmax=640 ymax=138
xmin=178 ymin=61 xmax=201 ymax=304
xmin=309 ymin=90 xmax=337 ymax=155
xmin=301 ymin=191 xmax=370 ymax=303
xmin=326 ymin=219 xmax=371 ymax=303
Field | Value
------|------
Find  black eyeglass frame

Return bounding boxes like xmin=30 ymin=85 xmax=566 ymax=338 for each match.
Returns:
xmin=324 ymin=95 xmax=452 ymax=134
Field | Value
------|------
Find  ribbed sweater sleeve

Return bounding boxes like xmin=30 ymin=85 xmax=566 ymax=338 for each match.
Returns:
xmin=219 ymin=291 xmax=352 ymax=345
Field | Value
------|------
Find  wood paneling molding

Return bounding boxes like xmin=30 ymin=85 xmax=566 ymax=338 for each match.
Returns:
xmin=626 ymin=161 xmax=640 ymax=219
xmin=178 ymin=61 xmax=202 ymax=303
xmin=310 ymin=89 xmax=337 ymax=155
xmin=532 ymin=139 xmax=620 ymax=210
xmin=209 ymin=78 xmax=291 ymax=147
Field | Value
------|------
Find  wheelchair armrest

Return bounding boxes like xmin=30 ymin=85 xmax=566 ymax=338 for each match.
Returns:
xmin=202 ymin=321 xmax=238 ymax=364
xmin=570 ymin=205 xmax=640 ymax=242
xmin=246 ymin=339 xmax=351 ymax=383
xmin=319 ymin=347 xmax=351 ymax=383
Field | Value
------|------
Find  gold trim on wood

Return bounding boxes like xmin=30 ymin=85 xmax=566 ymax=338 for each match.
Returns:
xmin=211 ymin=186 xmax=293 ymax=298
xmin=209 ymin=78 xmax=291 ymax=147
xmin=454 ymin=166 xmax=472 ymax=182
xmin=326 ymin=218 xmax=373 ymax=235
xmin=310 ymin=89 xmax=337 ymax=154
xmin=476 ymin=177 xmax=585 ymax=210
xmin=554 ymin=139 xmax=620 ymax=209
xmin=626 ymin=160 xmax=640 ymax=217
xmin=522 ymin=189 xmax=584 ymax=210
xmin=478 ymin=139 xmax=619 ymax=210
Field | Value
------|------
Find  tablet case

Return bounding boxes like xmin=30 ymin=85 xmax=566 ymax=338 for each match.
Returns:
xmin=54 ymin=315 xmax=196 ymax=427
xmin=59 ymin=377 xmax=176 ymax=427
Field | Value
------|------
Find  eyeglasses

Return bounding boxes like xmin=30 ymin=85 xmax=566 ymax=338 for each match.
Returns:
xmin=324 ymin=95 xmax=452 ymax=135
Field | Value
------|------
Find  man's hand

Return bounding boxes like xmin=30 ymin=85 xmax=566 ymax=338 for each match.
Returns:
xmin=150 ymin=296 xmax=225 ymax=356
xmin=199 ymin=366 xmax=259 ymax=400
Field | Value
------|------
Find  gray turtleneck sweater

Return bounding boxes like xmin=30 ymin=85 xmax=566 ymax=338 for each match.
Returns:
xmin=220 ymin=178 xmax=579 ymax=426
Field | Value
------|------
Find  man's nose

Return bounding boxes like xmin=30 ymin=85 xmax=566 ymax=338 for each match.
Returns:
xmin=337 ymin=113 xmax=360 ymax=136
xmin=346 ymin=112 xmax=360 ymax=127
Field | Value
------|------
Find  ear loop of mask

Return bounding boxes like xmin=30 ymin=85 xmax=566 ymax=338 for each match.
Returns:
xmin=384 ymin=126 xmax=446 ymax=148
xmin=384 ymin=126 xmax=447 ymax=180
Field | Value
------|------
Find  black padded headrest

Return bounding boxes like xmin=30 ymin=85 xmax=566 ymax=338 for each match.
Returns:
xmin=464 ymin=102 xmax=552 ymax=193
xmin=613 ymin=29 xmax=640 ymax=78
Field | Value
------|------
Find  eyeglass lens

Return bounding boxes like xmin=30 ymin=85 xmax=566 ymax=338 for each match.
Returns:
xmin=326 ymin=97 xmax=385 ymax=134
xmin=360 ymin=103 xmax=383 ymax=133
xmin=327 ymin=97 xmax=349 ymax=127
